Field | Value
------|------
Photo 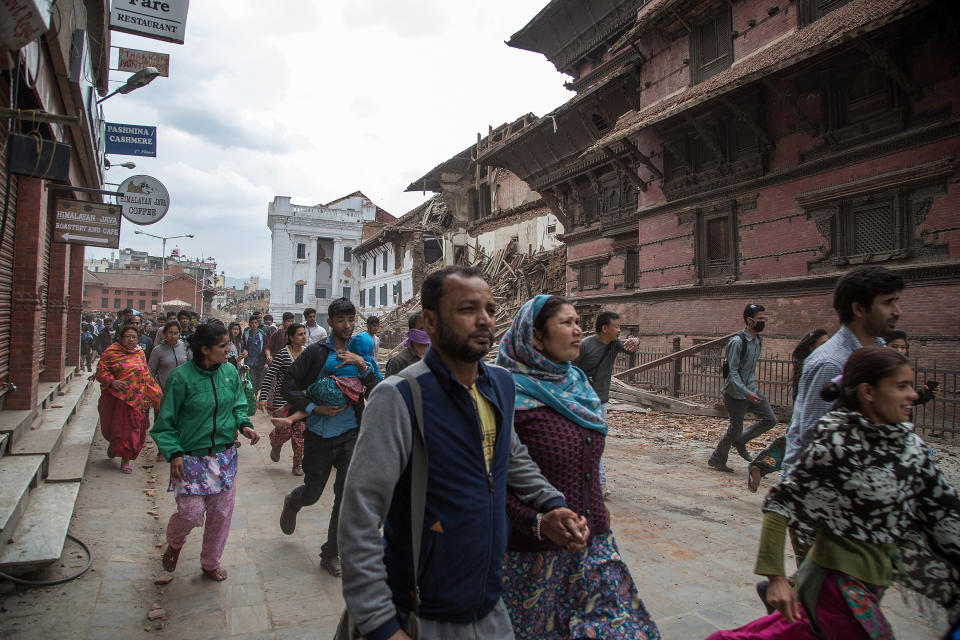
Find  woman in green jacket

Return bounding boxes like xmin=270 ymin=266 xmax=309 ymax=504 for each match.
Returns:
xmin=151 ymin=323 xmax=260 ymax=582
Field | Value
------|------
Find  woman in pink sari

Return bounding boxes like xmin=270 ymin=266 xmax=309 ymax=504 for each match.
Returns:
xmin=96 ymin=325 xmax=163 ymax=473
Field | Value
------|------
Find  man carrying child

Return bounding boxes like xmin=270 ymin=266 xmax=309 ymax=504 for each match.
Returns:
xmin=278 ymin=298 xmax=380 ymax=577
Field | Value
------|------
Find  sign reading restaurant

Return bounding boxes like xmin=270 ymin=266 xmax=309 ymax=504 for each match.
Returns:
xmin=117 ymin=47 xmax=170 ymax=77
xmin=53 ymin=199 xmax=122 ymax=249
xmin=117 ymin=174 xmax=170 ymax=226
xmin=110 ymin=0 xmax=190 ymax=45
xmin=105 ymin=122 xmax=157 ymax=157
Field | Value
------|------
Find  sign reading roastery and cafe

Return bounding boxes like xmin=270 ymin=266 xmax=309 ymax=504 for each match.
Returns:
xmin=53 ymin=200 xmax=122 ymax=248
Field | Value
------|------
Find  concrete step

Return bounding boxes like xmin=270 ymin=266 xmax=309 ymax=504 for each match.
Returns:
xmin=47 ymin=386 xmax=101 ymax=483
xmin=0 ymin=408 xmax=36 ymax=452
xmin=0 ymin=481 xmax=81 ymax=570
xmin=0 ymin=432 xmax=8 ymax=456
xmin=10 ymin=376 xmax=93 ymax=478
xmin=0 ymin=454 xmax=44 ymax=547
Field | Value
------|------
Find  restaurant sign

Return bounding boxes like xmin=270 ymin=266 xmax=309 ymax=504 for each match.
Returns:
xmin=110 ymin=0 xmax=190 ymax=45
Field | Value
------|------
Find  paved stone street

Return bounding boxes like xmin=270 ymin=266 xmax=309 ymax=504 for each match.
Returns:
xmin=0 ymin=396 xmax=950 ymax=639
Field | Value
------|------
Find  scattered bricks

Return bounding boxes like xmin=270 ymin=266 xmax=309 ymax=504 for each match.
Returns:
xmin=146 ymin=608 xmax=165 ymax=621
xmin=153 ymin=576 xmax=173 ymax=585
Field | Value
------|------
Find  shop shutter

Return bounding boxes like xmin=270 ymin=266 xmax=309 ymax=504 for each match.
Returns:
xmin=36 ymin=208 xmax=51 ymax=373
xmin=0 ymin=83 xmax=16 ymax=385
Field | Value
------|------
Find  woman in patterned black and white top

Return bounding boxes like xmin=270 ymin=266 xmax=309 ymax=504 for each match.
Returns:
xmin=257 ymin=323 xmax=307 ymax=475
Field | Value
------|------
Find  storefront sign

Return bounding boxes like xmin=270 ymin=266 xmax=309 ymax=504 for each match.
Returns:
xmin=117 ymin=47 xmax=170 ymax=76
xmin=110 ymin=0 xmax=189 ymax=44
xmin=0 ymin=0 xmax=53 ymax=50
xmin=105 ymin=122 xmax=156 ymax=157
xmin=118 ymin=175 xmax=170 ymax=225
xmin=53 ymin=200 xmax=121 ymax=248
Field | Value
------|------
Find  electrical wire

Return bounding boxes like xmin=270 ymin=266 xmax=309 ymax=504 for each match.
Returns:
xmin=0 ymin=534 xmax=93 ymax=586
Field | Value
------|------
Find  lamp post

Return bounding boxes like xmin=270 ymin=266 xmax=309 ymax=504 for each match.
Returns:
xmin=134 ymin=230 xmax=194 ymax=314
xmin=98 ymin=67 xmax=162 ymax=103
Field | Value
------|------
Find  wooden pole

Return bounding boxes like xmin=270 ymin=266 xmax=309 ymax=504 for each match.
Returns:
xmin=614 ymin=331 xmax=738 ymax=379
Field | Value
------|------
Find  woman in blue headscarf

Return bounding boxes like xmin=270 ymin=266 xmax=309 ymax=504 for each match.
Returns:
xmin=496 ymin=295 xmax=661 ymax=640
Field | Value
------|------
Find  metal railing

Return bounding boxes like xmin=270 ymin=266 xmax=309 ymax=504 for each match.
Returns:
xmin=613 ymin=345 xmax=959 ymax=437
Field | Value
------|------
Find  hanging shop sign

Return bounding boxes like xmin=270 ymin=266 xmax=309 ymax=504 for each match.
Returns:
xmin=105 ymin=122 xmax=156 ymax=157
xmin=53 ymin=199 xmax=122 ymax=248
xmin=0 ymin=0 xmax=53 ymax=50
xmin=110 ymin=0 xmax=190 ymax=45
xmin=117 ymin=174 xmax=170 ymax=225
xmin=117 ymin=47 xmax=170 ymax=76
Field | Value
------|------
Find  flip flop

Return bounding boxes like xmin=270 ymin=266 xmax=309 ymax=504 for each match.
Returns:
xmin=162 ymin=546 xmax=181 ymax=572
xmin=202 ymin=567 xmax=228 ymax=581
xmin=120 ymin=464 xmax=133 ymax=474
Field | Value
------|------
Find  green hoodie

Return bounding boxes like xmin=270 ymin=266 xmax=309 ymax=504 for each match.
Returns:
xmin=151 ymin=360 xmax=252 ymax=460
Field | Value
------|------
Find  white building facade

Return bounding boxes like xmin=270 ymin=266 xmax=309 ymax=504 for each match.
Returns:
xmin=267 ymin=193 xmax=393 ymax=323
xmin=356 ymin=242 xmax=414 ymax=316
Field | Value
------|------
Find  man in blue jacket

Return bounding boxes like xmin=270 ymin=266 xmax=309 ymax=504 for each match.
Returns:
xmin=339 ymin=266 xmax=588 ymax=640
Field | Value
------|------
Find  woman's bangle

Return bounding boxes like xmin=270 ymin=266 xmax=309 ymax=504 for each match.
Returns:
xmin=534 ymin=512 xmax=544 ymax=541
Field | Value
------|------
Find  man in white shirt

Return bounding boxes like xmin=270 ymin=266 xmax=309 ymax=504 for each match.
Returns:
xmin=364 ymin=316 xmax=380 ymax=359
xmin=303 ymin=307 xmax=328 ymax=345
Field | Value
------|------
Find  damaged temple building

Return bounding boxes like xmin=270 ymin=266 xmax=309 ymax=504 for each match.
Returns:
xmin=476 ymin=0 xmax=960 ymax=367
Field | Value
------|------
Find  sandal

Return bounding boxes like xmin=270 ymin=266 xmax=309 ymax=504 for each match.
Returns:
xmin=120 ymin=463 xmax=133 ymax=474
xmin=291 ymin=465 xmax=304 ymax=476
xmin=747 ymin=465 xmax=762 ymax=493
xmin=162 ymin=545 xmax=182 ymax=572
xmin=202 ymin=567 xmax=228 ymax=581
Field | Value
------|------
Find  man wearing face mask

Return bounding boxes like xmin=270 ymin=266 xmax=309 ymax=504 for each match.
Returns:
xmin=708 ymin=303 xmax=777 ymax=473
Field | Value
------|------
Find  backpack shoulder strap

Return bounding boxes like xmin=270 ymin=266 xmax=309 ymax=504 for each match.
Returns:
xmin=396 ymin=370 xmax=427 ymax=622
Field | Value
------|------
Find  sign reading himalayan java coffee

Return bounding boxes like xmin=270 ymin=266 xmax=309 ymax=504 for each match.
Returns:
xmin=110 ymin=0 xmax=190 ymax=45
xmin=117 ymin=174 xmax=170 ymax=225
xmin=53 ymin=199 xmax=122 ymax=248
xmin=117 ymin=47 xmax=170 ymax=76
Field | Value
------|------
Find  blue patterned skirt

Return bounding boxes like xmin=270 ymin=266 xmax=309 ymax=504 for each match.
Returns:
xmin=502 ymin=532 xmax=661 ymax=640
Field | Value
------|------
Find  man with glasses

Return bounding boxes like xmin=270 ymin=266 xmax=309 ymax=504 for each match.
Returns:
xmin=708 ymin=303 xmax=777 ymax=473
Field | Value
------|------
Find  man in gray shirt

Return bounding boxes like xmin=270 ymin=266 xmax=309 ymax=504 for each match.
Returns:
xmin=708 ymin=304 xmax=777 ymax=473
xmin=574 ymin=311 xmax=639 ymax=490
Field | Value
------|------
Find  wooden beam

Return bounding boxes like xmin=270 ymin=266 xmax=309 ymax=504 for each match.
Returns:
xmin=653 ymin=126 xmax=689 ymax=172
xmin=615 ymin=332 xmax=739 ymax=378
xmin=601 ymin=146 xmax=648 ymax=191
xmin=0 ymin=108 xmax=80 ymax=126
xmin=854 ymin=38 xmax=919 ymax=97
xmin=719 ymin=96 xmax=774 ymax=149
xmin=761 ymin=78 xmax=817 ymax=137
xmin=619 ymin=137 xmax=664 ymax=180
xmin=682 ymin=113 xmax=725 ymax=162
xmin=672 ymin=9 xmax=692 ymax=34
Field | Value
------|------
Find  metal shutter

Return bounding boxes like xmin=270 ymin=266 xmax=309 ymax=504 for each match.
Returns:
xmin=36 ymin=207 xmax=51 ymax=373
xmin=0 ymin=80 xmax=16 ymax=385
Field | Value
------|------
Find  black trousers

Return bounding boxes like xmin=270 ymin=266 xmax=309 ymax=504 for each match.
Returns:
xmin=710 ymin=393 xmax=777 ymax=465
xmin=285 ymin=428 xmax=357 ymax=559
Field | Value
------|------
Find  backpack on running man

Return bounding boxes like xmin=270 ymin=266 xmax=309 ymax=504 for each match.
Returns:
xmin=721 ymin=336 xmax=745 ymax=379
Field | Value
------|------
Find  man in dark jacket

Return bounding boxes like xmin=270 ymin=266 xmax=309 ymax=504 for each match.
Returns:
xmin=339 ymin=266 xmax=588 ymax=640
xmin=279 ymin=297 xmax=378 ymax=577
xmin=384 ymin=311 xmax=430 ymax=377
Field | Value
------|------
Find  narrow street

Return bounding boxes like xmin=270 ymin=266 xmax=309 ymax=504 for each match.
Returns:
xmin=0 ymin=389 xmax=951 ymax=639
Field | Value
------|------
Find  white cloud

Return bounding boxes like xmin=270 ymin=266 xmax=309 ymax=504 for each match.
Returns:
xmin=91 ymin=0 xmax=572 ymax=281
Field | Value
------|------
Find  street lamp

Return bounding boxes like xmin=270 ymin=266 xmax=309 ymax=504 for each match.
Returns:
xmin=104 ymin=158 xmax=136 ymax=170
xmin=98 ymin=67 xmax=162 ymax=103
xmin=134 ymin=230 xmax=194 ymax=314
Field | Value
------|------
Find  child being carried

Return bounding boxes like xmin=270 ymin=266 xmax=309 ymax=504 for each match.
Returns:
xmin=271 ymin=332 xmax=382 ymax=430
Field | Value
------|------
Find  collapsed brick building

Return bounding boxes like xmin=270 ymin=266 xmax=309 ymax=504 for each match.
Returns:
xmin=479 ymin=0 xmax=960 ymax=367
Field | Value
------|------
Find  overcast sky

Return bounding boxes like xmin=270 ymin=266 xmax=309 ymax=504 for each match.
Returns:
xmin=88 ymin=1 xmax=572 ymax=282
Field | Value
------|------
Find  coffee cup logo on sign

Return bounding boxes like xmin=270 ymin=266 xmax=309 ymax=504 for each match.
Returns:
xmin=118 ymin=174 xmax=170 ymax=225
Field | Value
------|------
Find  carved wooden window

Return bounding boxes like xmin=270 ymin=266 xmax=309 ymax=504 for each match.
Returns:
xmin=837 ymin=193 xmax=901 ymax=260
xmin=579 ymin=262 xmax=601 ymax=290
xmin=691 ymin=7 xmax=732 ymax=84
xmin=580 ymin=190 xmax=599 ymax=224
xmin=798 ymin=0 xmax=854 ymax=28
xmin=696 ymin=204 xmax=737 ymax=280
xmin=822 ymin=64 xmax=904 ymax=144
xmin=623 ymin=248 xmax=639 ymax=288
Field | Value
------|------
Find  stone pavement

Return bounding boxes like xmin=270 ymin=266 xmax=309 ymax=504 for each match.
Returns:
xmin=0 ymin=400 xmax=949 ymax=639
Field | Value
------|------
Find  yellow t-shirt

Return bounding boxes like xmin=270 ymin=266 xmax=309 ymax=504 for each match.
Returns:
xmin=468 ymin=383 xmax=497 ymax=472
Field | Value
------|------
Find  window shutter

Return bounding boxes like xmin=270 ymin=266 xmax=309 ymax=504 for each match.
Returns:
xmin=692 ymin=9 xmax=732 ymax=84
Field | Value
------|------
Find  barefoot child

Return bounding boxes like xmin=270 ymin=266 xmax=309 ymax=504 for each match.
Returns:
xmin=271 ymin=331 xmax=382 ymax=432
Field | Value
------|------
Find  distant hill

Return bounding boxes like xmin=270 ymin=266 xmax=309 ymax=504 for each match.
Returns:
xmin=223 ymin=276 xmax=270 ymax=290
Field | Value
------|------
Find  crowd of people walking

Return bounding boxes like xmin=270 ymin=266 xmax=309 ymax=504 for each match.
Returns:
xmin=76 ymin=262 xmax=958 ymax=639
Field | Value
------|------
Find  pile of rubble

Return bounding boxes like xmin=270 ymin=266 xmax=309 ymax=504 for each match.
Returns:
xmin=375 ymin=244 xmax=567 ymax=362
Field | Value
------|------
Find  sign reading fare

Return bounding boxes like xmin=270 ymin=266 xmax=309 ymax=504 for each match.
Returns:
xmin=110 ymin=0 xmax=190 ymax=45
xmin=118 ymin=175 xmax=170 ymax=225
xmin=54 ymin=200 xmax=121 ymax=248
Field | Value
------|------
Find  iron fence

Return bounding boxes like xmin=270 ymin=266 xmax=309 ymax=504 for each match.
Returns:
xmin=613 ymin=348 xmax=959 ymax=437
